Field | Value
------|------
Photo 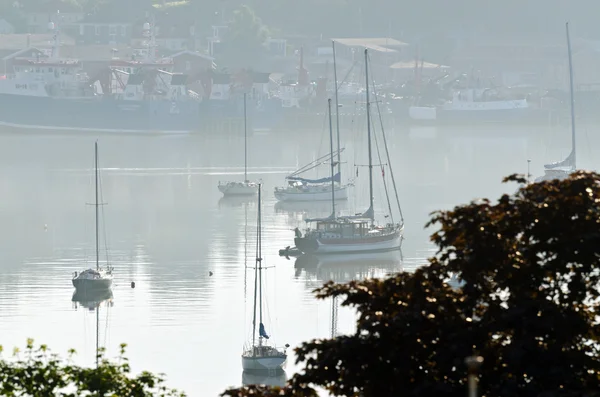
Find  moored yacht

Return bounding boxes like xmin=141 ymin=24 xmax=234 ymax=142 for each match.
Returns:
xmin=294 ymin=49 xmax=404 ymax=255
xmin=72 ymin=142 xmax=113 ymax=292
xmin=242 ymin=184 xmax=288 ymax=372
xmin=218 ymin=93 xmax=260 ymax=196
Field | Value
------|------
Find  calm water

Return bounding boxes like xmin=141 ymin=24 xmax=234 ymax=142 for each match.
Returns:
xmin=0 ymin=121 xmax=596 ymax=396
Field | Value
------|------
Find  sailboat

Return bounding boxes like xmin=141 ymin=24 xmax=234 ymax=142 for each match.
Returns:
xmin=72 ymin=142 xmax=113 ymax=291
xmin=294 ymin=49 xmax=404 ymax=254
xmin=242 ymin=184 xmax=289 ymax=372
xmin=218 ymin=93 xmax=259 ymax=196
xmin=536 ymin=22 xmax=577 ymax=182
xmin=274 ymin=42 xmax=350 ymax=203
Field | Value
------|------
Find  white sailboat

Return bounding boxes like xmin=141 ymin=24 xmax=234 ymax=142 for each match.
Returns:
xmin=72 ymin=142 xmax=113 ymax=292
xmin=274 ymin=41 xmax=350 ymax=203
xmin=293 ymin=49 xmax=404 ymax=255
xmin=242 ymin=184 xmax=289 ymax=372
xmin=536 ymin=22 xmax=577 ymax=182
xmin=218 ymin=93 xmax=259 ymax=196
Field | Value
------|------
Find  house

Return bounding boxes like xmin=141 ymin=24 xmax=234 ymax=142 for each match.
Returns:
xmin=0 ymin=19 xmax=15 ymax=34
xmin=22 ymin=1 xmax=84 ymax=33
xmin=65 ymin=20 xmax=132 ymax=45
xmin=0 ymin=33 xmax=76 ymax=73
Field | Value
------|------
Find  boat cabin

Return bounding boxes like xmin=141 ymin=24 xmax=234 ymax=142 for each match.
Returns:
xmin=312 ymin=218 xmax=379 ymax=238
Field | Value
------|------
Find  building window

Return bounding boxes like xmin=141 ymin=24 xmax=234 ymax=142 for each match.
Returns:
xmin=79 ymin=24 xmax=84 ymax=36
xmin=120 ymin=25 xmax=126 ymax=36
xmin=109 ymin=25 xmax=116 ymax=35
xmin=185 ymin=61 xmax=191 ymax=71
xmin=95 ymin=25 xmax=101 ymax=36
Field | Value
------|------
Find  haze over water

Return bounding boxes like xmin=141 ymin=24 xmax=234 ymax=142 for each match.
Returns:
xmin=0 ymin=121 xmax=596 ymax=395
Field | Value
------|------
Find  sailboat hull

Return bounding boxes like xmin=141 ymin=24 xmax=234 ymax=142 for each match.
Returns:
xmin=218 ymin=182 xmax=258 ymax=196
xmin=274 ymin=185 xmax=348 ymax=202
xmin=242 ymin=355 xmax=287 ymax=371
xmin=295 ymin=227 xmax=403 ymax=254
xmin=72 ymin=278 xmax=112 ymax=291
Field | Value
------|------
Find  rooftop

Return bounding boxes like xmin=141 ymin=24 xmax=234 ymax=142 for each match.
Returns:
xmin=0 ymin=33 xmax=75 ymax=50
xmin=333 ymin=38 xmax=409 ymax=53
xmin=390 ymin=60 xmax=450 ymax=70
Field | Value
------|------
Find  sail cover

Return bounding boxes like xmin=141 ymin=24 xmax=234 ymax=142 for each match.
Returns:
xmin=288 ymin=172 xmax=341 ymax=184
xmin=544 ymin=150 xmax=575 ymax=170
xmin=259 ymin=323 xmax=270 ymax=339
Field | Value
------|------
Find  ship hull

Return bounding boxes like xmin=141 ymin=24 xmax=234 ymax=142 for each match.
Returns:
xmin=295 ymin=228 xmax=403 ymax=254
xmin=274 ymin=185 xmax=349 ymax=202
xmin=242 ymin=355 xmax=286 ymax=371
xmin=0 ymin=94 xmax=282 ymax=133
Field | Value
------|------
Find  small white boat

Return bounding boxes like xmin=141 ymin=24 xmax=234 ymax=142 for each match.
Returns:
xmin=72 ymin=268 xmax=112 ymax=291
xmin=73 ymin=142 xmax=113 ymax=292
xmin=218 ymin=180 xmax=259 ymax=196
xmin=218 ymin=93 xmax=259 ymax=197
xmin=275 ymin=43 xmax=350 ymax=203
xmin=274 ymin=183 xmax=348 ymax=202
xmin=242 ymin=184 xmax=289 ymax=372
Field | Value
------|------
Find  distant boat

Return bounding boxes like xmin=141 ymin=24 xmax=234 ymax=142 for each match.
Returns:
xmin=218 ymin=93 xmax=259 ymax=196
xmin=536 ymin=22 xmax=577 ymax=182
xmin=72 ymin=142 xmax=113 ymax=292
xmin=293 ymin=49 xmax=404 ymax=255
xmin=242 ymin=184 xmax=289 ymax=372
xmin=274 ymin=41 xmax=351 ymax=203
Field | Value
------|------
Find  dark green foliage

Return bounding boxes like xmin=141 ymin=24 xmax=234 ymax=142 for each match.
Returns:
xmin=223 ymin=172 xmax=600 ymax=397
xmin=0 ymin=339 xmax=185 ymax=396
xmin=218 ymin=5 xmax=270 ymax=70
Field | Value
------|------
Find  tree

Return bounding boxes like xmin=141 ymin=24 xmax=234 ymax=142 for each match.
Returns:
xmin=218 ymin=5 xmax=269 ymax=70
xmin=222 ymin=172 xmax=600 ymax=397
xmin=0 ymin=339 xmax=185 ymax=397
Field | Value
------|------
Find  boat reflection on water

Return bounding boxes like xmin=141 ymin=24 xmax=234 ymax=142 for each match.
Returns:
xmin=218 ymin=195 xmax=256 ymax=209
xmin=72 ymin=288 xmax=114 ymax=311
xmin=242 ymin=370 xmax=287 ymax=388
xmin=294 ymin=249 xmax=403 ymax=283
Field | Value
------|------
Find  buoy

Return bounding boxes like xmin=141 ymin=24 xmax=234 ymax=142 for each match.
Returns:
xmin=209 ymin=271 xmax=213 ymax=276
xmin=131 ymin=281 xmax=135 ymax=288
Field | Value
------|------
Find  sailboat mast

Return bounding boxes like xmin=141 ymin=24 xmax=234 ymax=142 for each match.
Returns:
xmin=332 ymin=41 xmax=342 ymax=179
xmin=95 ymin=141 xmax=99 ymax=271
xmin=364 ymin=49 xmax=374 ymax=223
xmin=328 ymin=99 xmax=336 ymax=217
xmin=257 ymin=184 xmax=263 ymax=341
xmin=566 ymin=22 xmax=576 ymax=168
xmin=244 ymin=93 xmax=248 ymax=182
xmin=251 ymin=194 xmax=259 ymax=349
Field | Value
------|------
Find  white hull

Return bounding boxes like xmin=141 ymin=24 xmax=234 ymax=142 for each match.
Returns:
xmin=218 ymin=182 xmax=259 ymax=196
xmin=295 ymin=227 xmax=403 ymax=254
xmin=242 ymin=355 xmax=286 ymax=371
xmin=274 ymin=185 xmax=349 ymax=202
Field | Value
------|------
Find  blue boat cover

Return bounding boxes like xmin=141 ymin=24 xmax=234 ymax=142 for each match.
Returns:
xmin=287 ymin=172 xmax=340 ymax=184
xmin=259 ymin=323 xmax=270 ymax=339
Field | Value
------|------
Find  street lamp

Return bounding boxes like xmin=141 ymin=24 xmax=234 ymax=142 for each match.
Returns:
xmin=465 ymin=355 xmax=484 ymax=397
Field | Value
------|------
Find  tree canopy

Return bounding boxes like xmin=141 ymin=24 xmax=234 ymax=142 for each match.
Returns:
xmin=217 ymin=5 xmax=270 ymax=70
xmin=222 ymin=171 xmax=600 ymax=397
xmin=0 ymin=339 xmax=184 ymax=397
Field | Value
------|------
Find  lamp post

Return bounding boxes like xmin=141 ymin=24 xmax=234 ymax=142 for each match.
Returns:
xmin=465 ymin=355 xmax=483 ymax=397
